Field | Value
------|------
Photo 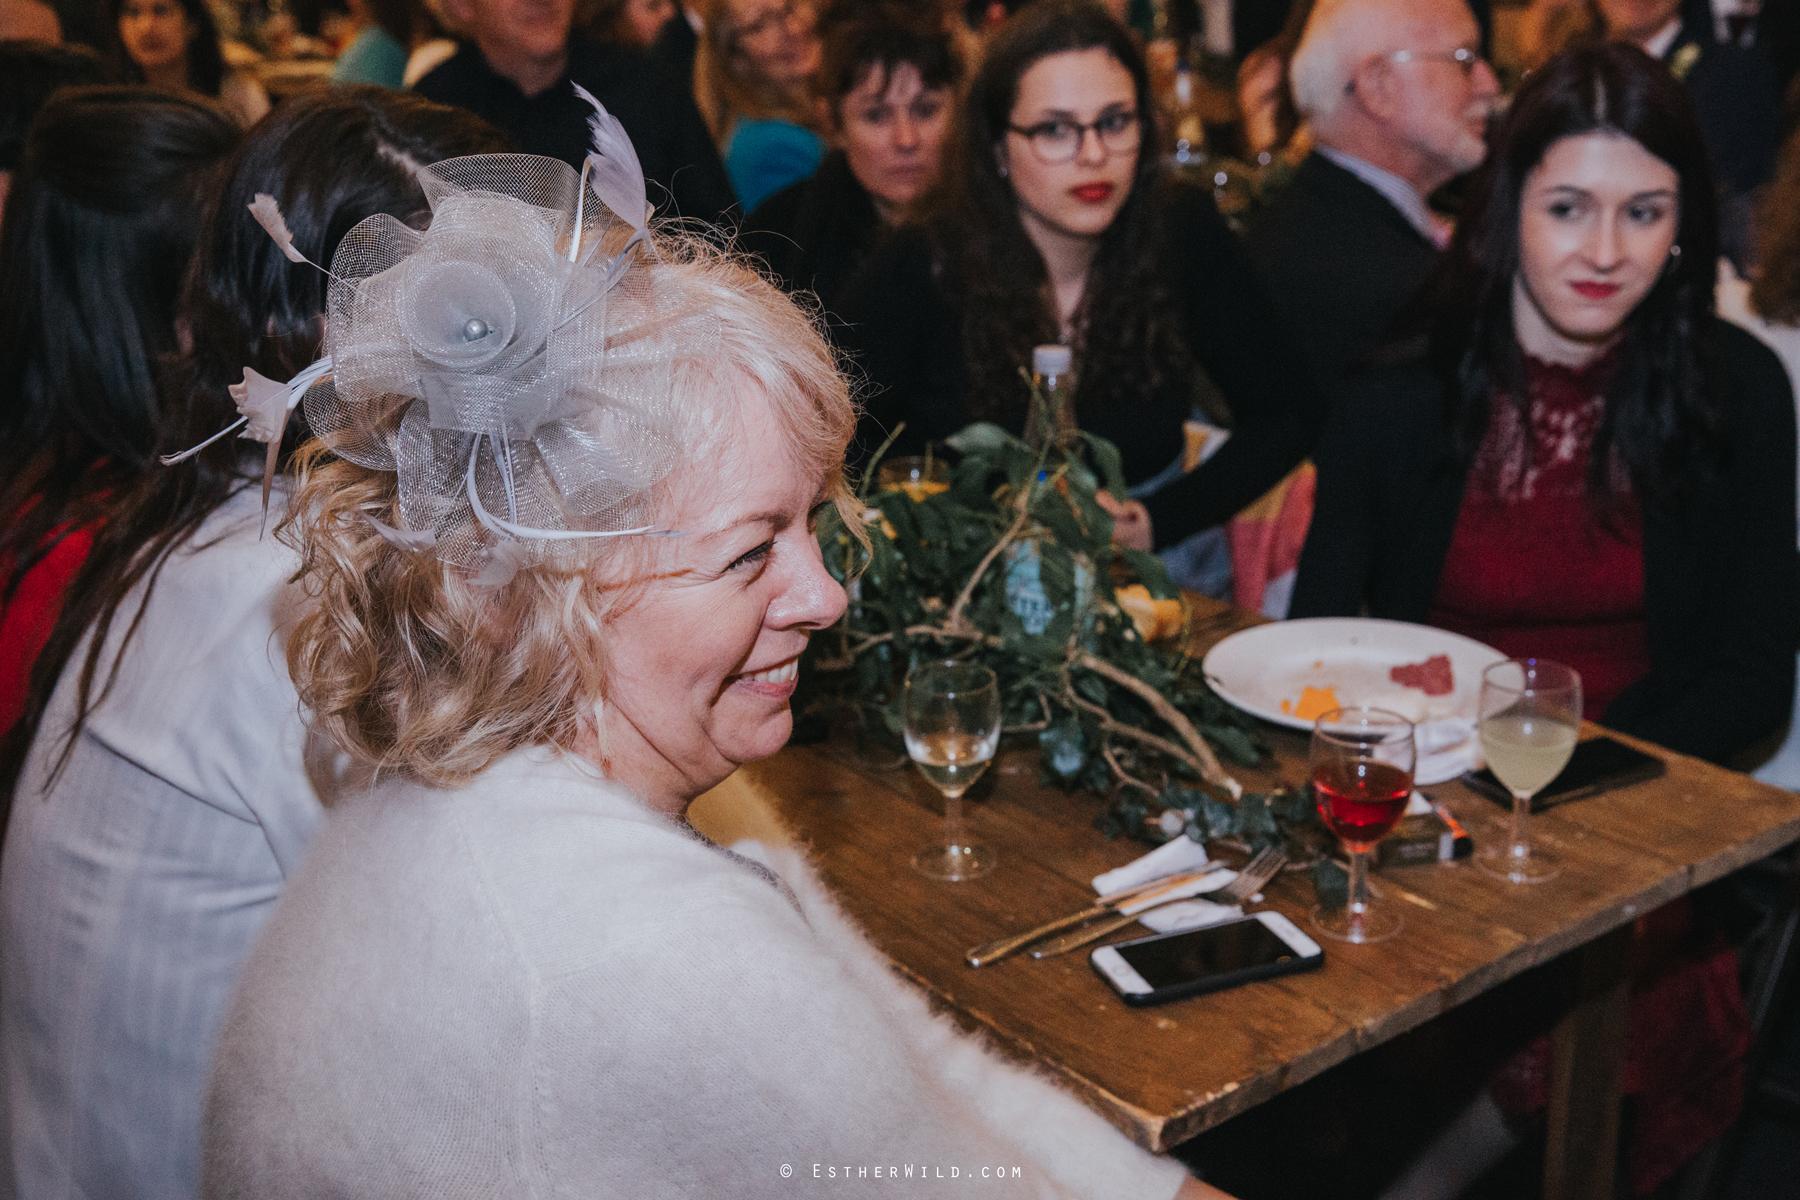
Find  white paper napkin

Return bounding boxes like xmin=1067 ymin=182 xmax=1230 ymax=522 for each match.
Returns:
xmin=1415 ymin=717 xmax=1481 ymax=785
xmin=1092 ymin=840 xmax=1243 ymax=935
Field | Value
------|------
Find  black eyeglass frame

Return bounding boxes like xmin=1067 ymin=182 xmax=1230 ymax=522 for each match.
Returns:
xmin=1004 ymin=109 xmax=1142 ymax=165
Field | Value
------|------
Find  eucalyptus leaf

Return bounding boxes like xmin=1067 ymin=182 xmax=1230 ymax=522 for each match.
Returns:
xmin=801 ymin=406 xmax=1321 ymax=891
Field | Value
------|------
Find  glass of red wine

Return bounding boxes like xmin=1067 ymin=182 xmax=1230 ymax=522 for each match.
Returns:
xmin=1311 ymin=707 xmax=1416 ymax=944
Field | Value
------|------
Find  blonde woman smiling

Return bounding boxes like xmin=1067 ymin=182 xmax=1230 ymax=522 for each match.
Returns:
xmin=200 ymin=131 xmax=1232 ymax=1197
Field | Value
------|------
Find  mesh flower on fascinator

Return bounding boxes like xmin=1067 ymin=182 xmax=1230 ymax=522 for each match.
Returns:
xmin=166 ymin=87 xmax=713 ymax=584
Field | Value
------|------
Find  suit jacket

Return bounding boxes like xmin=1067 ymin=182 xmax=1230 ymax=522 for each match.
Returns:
xmin=413 ymin=36 xmax=734 ymax=223
xmin=1245 ymin=153 xmax=1439 ymax=389
xmin=1667 ymin=4 xmax=1782 ymax=197
xmin=1291 ymin=320 xmax=1798 ymax=764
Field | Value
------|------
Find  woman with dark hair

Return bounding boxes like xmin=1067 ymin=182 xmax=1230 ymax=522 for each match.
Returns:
xmin=834 ymin=0 xmax=1323 ymax=572
xmin=0 ymin=86 xmax=238 ymax=740
xmin=0 ymin=87 xmax=509 ymax=1200
xmin=104 ymin=0 xmax=270 ymax=124
xmin=738 ymin=0 xmax=961 ymax=310
xmin=0 ymin=40 xmax=108 ymax=216
xmin=1292 ymin=42 xmax=1796 ymax=766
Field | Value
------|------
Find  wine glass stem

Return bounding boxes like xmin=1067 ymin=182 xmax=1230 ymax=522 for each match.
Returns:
xmin=1348 ymin=848 xmax=1372 ymax=934
xmin=1510 ymin=791 xmax=1533 ymax=860
xmin=943 ymin=791 xmax=967 ymax=851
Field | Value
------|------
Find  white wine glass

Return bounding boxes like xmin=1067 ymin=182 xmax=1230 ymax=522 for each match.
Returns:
xmin=903 ymin=659 xmax=1002 ymax=881
xmin=1476 ymin=659 xmax=1581 ymax=884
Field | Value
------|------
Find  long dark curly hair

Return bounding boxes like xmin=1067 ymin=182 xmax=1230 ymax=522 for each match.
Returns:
xmin=1413 ymin=42 xmax=1723 ymax=504
xmin=932 ymin=0 xmax=1188 ymax=423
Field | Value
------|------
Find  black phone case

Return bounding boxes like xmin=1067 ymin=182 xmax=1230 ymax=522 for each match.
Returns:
xmin=1092 ymin=922 xmax=1324 ymax=1007
xmin=1464 ymin=734 xmax=1664 ymax=813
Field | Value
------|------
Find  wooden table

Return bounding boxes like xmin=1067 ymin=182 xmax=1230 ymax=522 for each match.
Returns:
xmin=743 ymin=596 xmax=1800 ymax=1199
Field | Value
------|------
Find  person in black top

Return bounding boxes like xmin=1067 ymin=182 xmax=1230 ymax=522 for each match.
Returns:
xmin=650 ymin=4 xmax=700 ymax=92
xmin=417 ymin=0 xmax=734 ymax=222
xmin=833 ymin=0 xmax=1324 ymax=555
xmin=738 ymin=2 xmax=960 ymax=311
xmin=1291 ymin=44 xmax=1796 ymax=764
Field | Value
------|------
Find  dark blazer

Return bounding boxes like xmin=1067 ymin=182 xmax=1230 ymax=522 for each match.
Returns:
xmin=1290 ymin=320 xmax=1799 ymax=764
xmin=414 ymin=36 xmax=734 ymax=223
xmin=650 ymin=12 xmax=699 ymax=95
xmin=832 ymin=178 xmax=1326 ymax=549
xmin=1667 ymin=2 xmax=1782 ymax=197
xmin=738 ymin=150 xmax=885 ymax=315
xmin=1245 ymin=152 xmax=1440 ymax=389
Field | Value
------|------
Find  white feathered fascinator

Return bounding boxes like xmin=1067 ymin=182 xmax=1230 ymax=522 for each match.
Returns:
xmin=165 ymin=88 xmax=711 ymax=581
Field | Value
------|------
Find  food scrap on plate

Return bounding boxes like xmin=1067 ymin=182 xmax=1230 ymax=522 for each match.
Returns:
xmin=1389 ymin=654 xmax=1454 ymax=697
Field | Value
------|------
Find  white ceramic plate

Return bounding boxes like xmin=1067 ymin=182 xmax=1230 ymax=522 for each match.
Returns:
xmin=1202 ymin=618 xmax=1507 ymax=732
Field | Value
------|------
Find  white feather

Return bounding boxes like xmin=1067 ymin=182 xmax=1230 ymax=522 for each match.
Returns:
xmin=470 ymin=539 xmax=532 ymax=587
xmin=364 ymin=514 xmax=438 ymax=555
xmin=571 ymin=83 xmax=648 ymax=233
xmin=248 ymin=193 xmax=308 ymax=264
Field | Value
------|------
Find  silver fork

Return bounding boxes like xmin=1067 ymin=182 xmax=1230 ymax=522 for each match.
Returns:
xmin=1027 ymin=846 xmax=1289 ymax=959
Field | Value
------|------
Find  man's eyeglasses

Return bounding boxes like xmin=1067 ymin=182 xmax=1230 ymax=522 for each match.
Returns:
xmin=1385 ymin=47 xmax=1486 ymax=74
xmin=1346 ymin=47 xmax=1486 ymax=94
xmin=1006 ymin=109 xmax=1141 ymax=164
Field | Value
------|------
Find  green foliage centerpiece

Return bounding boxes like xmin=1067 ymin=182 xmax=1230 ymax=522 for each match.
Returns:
xmin=800 ymin=397 xmax=1323 ymax=861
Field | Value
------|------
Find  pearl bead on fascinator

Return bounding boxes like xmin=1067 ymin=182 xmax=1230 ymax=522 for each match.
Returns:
xmin=165 ymin=88 xmax=712 ymax=585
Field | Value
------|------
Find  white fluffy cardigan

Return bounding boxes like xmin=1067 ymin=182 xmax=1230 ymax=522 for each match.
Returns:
xmin=202 ymin=748 xmax=1188 ymax=1198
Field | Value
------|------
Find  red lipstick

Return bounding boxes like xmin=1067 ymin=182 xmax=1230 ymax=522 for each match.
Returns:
xmin=1571 ymin=281 xmax=1622 ymax=299
xmin=1070 ymin=182 xmax=1115 ymax=203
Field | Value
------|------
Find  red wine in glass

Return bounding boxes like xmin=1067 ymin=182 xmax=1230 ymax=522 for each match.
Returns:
xmin=1314 ymin=759 xmax=1412 ymax=849
xmin=1309 ymin=707 xmax=1415 ymax=944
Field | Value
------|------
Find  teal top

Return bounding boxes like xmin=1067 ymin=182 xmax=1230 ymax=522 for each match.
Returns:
xmin=332 ymin=26 xmax=408 ymax=89
xmin=723 ymin=118 xmax=824 ymax=214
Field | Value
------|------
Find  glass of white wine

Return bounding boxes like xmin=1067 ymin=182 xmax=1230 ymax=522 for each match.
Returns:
xmin=1476 ymin=659 xmax=1581 ymax=884
xmin=903 ymin=659 xmax=1002 ymax=881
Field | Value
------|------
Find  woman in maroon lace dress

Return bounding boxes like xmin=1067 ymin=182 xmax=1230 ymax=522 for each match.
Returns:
xmin=1291 ymin=45 xmax=1794 ymax=1193
xmin=1292 ymin=43 xmax=1795 ymax=765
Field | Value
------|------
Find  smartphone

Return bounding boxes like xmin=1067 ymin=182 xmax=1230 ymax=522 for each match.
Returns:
xmin=1090 ymin=912 xmax=1324 ymax=1007
xmin=1464 ymin=734 xmax=1664 ymax=813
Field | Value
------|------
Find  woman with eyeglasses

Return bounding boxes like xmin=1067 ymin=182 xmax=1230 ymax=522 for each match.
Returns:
xmin=834 ymin=0 xmax=1323 ymax=563
xmin=694 ymin=0 xmax=825 ymax=212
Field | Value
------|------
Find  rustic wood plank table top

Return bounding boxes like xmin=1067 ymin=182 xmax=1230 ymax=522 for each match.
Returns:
xmin=743 ymin=595 xmax=1800 ymax=1190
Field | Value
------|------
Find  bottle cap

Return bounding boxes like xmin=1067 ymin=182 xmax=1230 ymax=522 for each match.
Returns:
xmin=1032 ymin=344 xmax=1072 ymax=376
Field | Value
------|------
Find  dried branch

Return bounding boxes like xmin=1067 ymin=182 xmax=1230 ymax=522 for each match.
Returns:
xmin=1102 ymin=738 xmax=1159 ymax=799
xmin=1069 ymin=693 xmax=1216 ymax=786
xmin=1074 ymin=651 xmax=1242 ymax=799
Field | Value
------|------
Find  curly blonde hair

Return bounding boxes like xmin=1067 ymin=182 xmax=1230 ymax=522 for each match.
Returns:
xmin=280 ymin=239 xmax=860 ymax=787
